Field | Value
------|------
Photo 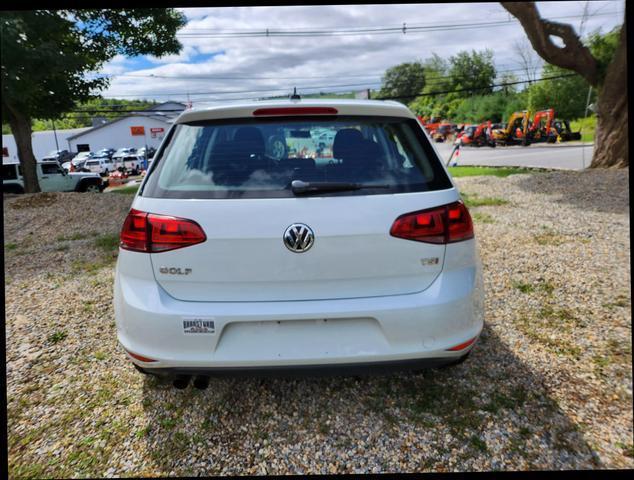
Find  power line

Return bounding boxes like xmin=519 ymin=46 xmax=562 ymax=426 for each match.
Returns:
xmin=375 ymin=73 xmax=577 ymax=100
xmin=90 ymin=66 xmax=529 ymax=82
xmin=61 ymin=73 xmax=578 ymax=118
xmin=173 ymin=12 xmax=615 ymax=38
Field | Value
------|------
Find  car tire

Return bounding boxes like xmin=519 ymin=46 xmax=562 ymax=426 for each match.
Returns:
xmin=3 ymin=184 xmax=25 ymax=194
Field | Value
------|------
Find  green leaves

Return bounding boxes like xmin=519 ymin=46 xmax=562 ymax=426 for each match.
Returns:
xmin=378 ymin=61 xmax=426 ymax=103
xmin=1 ymin=9 xmax=185 ymax=123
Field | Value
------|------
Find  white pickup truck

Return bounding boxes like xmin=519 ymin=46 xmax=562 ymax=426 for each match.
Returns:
xmin=2 ymin=159 xmax=107 ymax=193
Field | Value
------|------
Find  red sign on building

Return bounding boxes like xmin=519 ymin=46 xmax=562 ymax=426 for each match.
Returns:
xmin=130 ymin=126 xmax=145 ymax=136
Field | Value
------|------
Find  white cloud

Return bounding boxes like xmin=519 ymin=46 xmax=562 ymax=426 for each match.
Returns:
xmin=99 ymin=1 xmax=625 ymax=102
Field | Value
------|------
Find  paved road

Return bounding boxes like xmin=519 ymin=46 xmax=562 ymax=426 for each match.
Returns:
xmin=434 ymin=141 xmax=594 ymax=170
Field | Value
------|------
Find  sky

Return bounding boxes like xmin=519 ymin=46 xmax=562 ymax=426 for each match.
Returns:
xmin=96 ymin=1 xmax=625 ymax=105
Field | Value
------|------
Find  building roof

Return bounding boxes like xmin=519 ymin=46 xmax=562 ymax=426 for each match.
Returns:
xmin=66 ymin=102 xmax=186 ymax=141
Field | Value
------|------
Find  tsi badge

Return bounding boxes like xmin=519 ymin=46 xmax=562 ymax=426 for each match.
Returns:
xmin=160 ymin=266 xmax=192 ymax=275
xmin=183 ymin=318 xmax=215 ymax=334
xmin=420 ymin=257 xmax=440 ymax=266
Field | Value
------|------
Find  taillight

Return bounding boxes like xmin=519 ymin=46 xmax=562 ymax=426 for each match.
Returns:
xmin=390 ymin=201 xmax=474 ymax=244
xmin=120 ymin=209 xmax=206 ymax=253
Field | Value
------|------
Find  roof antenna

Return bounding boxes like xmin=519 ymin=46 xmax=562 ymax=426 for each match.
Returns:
xmin=290 ymin=87 xmax=301 ymax=100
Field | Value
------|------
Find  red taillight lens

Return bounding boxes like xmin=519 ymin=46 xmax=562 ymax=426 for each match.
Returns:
xmin=120 ymin=209 xmax=206 ymax=253
xmin=252 ymin=107 xmax=338 ymax=116
xmin=390 ymin=201 xmax=474 ymax=244
xmin=120 ymin=209 xmax=149 ymax=252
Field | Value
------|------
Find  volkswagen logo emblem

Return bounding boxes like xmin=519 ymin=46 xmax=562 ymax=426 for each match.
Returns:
xmin=283 ymin=223 xmax=315 ymax=253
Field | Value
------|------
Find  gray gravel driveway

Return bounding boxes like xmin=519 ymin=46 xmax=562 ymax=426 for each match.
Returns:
xmin=5 ymin=169 xmax=632 ymax=476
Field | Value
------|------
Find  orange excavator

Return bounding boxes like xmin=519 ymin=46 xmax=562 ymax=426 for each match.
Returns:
xmin=528 ymin=108 xmax=558 ymax=143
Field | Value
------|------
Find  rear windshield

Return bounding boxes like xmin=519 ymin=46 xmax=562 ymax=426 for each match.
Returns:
xmin=142 ymin=115 xmax=451 ymax=199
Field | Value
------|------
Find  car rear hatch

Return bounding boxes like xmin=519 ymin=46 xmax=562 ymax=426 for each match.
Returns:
xmin=133 ymin=106 xmax=458 ymax=302
xmin=133 ymin=189 xmax=456 ymax=302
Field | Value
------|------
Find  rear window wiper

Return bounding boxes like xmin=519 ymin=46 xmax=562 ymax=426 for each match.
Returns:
xmin=290 ymin=179 xmax=390 ymax=195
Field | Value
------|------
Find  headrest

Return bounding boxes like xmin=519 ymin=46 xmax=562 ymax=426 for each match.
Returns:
xmin=233 ymin=127 xmax=265 ymax=155
xmin=332 ymin=128 xmax=364 ymax=159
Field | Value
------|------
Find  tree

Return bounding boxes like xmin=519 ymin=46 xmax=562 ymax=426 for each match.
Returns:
xmin=448 ymin=49 xmax=496 ymax=95
xmin=501 ymin=3 xmax=627 ymax=168
xmin=512 ymin=38 xmax=543 ymax=85
xmin=526 ymin=64 xmax=591 ymax=118
xmin=1 ymin=9 xmax=186 ymax=192
xmin=378 ymin=61 xmax=426 ymax=103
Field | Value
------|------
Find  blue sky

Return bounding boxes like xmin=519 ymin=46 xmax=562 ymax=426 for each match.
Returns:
xmin=99 ymin=1 xmax=625 ymax=104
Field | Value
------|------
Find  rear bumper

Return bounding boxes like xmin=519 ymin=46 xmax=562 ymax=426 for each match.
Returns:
xmin=140 ymin=354 xmax=470 ymax=378
xmin=114 ymin=242 xmax=484 ymax=371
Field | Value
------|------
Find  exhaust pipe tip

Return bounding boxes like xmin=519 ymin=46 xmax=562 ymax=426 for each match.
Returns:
xmin=173 ymin=375 xmax=191 ymax=389
xmin=193 ymin=376 xmax=209 ymax=390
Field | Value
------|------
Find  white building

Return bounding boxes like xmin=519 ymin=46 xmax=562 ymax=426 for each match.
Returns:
xmin=1 ymin=102 xmax=186 ymax=161
xmin=66 ymin=102 xmax=185 ymax=153
xmin=2 ymin=127 xmax=91 ymax=162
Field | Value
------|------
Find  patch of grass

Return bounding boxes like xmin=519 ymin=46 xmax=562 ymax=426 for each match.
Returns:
xmin=111 ymin=184 xmax=140 ymax=195
xmin=159 ymin=417 xmax=177 ymax=430
xmin=5 ymin=242 xmax=18 ymax=250
xmin=136 ymin=425 xmax=152 ymax=439
xmin=71 ymin=258 xmax=114 ymax=274
xmin=469 ymin=435 xmax=488 ymax=452
xmin=57 ymin=232 xmax=92 ymax=242
xmin=48 ymin=331 xmax=67 ymax=344
xmin=471 ymin=212 xmax=494 ymax=224
xmin=54 ymin=244 xmax=70 ymax=252
xmin=616 ymin=442 xmax=634 ymax=458
xmin=603 ymin=294 xmax=630 ymax=309
xmin=512 ymin=281 xmax=535 ymax=294
xmin=461 ymin=193 xmax=509 ymax=208
xmin=448 ymin=166 xmax=537 ymax=178
xmin=94 ymin=233 xmax=120 ymax=252
xmin=570 ymin=114 xmax=596 ymax=143
xmin=94 ymin=351 xmax=107 ymax=361
xmin=533 ymin=226 xmax=568 ymax=246
xmin=513 ymin=279 xmax=555 ymax=295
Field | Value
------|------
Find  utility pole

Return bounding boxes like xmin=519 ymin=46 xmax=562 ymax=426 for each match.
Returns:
xmin=52 ymin=119 xmax=59 ymax=152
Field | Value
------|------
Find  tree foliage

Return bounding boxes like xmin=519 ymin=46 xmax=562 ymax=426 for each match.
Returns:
xmin=447 ymin=49 xmax=496 ymax=95
xmin=1 ymin=9 xmax=186 ymax=192
xmin=378 ymin=61 xmax=426 ymax=102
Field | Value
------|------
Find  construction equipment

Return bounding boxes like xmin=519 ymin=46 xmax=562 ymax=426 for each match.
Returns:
xmin=492 ymin=111 xmax=531 ymax=146
xmin=552 ymin=119 xmax=582 ymax=141
xmin=528 ymin=109 xmax=558 ymax=144
xmin=458 ymin=121 xmax=495 ymax=147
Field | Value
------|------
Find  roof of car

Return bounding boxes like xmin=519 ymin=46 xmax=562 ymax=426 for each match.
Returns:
xmin=176 ymin=98 xmax=414 ymax=124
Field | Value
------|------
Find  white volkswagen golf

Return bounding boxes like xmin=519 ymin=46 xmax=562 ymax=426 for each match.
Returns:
xmin=114 ymin=98 xmax=484 ymax=388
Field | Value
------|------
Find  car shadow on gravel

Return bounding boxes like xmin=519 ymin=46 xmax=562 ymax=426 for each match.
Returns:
xmin=512 ymin=171 xmax=629 ymax=216
xmin=138 ymin=323 xmax=602 ymax=473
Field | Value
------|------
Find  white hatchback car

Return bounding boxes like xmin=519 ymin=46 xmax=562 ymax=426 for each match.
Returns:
xmin=114 ymin=99 xmax=484 ymax=388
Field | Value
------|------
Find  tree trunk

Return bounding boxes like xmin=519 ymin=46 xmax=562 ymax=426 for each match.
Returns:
xmin=591 ymin=24 xmax=628 ymax=168
xmin=3 ymin=101 xmax=41 ymax=193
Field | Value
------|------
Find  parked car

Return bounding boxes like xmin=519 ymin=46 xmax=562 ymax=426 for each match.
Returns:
xmin=95 ymin=148 xmax=116 ymax=159
xmin=2 ymin=159 xmax=106 ymax=193
xmin=42 ymin=149 xmax=75 ymax=163
xmin=61 ymin=158 xmax=90 ymax=172
xmin=112 ymin=148 xmax=137 ymax=166
xmin=72 ymin=151 xmax=94 ymax=162
xmin=115 ymin=98 xmax=484 ymax=387
xmin=121 ymin=155 xmax=144 ymax=175
xmin=84 ymin=156 xmax=115 ymax=176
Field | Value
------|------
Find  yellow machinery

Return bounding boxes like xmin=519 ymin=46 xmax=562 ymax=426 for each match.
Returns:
xmin=492 ymin=111 xmax=531 ymax=146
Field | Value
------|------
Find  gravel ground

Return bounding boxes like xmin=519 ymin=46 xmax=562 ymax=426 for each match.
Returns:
xmin=5 ymin=170 xmax=632 ymax=477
